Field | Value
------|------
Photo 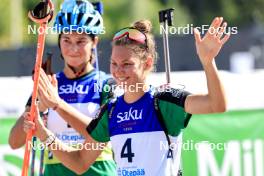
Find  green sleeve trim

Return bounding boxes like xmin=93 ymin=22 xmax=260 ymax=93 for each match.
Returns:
xmin=159 ymin=100 xmax=192 ymax=136
xmin=87 ymin=109 xmax=110 ymax=142
xmin=100 ymin=84 xmax=109 ymax=105
xmin=100 ymin=78 xmax=115 ymax=105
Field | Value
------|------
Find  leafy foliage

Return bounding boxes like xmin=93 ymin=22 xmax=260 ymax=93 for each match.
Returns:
xmin=0 ymin=0 xmax=263 ymax=47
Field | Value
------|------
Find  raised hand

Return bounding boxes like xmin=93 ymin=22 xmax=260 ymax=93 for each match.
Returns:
xmin=38 ymin=69 xmax=62 ymax=110
xmin=194 ymin=17 xmax=230 ymax=66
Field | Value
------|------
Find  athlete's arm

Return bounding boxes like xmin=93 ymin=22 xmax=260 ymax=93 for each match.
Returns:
xmin=53 ymin=100 xmax=93 ymax=138
xmin=23 ymin=111 xmax=103 ymax=175
xmin=38 ymin=69 xmax=92 ymax=138
xmin=9 ymin=92 xmax=49 ymax=149
xmin=185 ymin=17 xmax=229 ymax=114
xmin=43 ymin=130 xmax=103 ymax=174
xmin=8 ymin=106 xmax=30 ymax=149
xmin=185 ymin=60 xmax=227 ymax=114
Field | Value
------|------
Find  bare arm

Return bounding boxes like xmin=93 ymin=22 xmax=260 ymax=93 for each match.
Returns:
xmin=51 ymin=100 xmax=92 ymax=138
xmin=8 ymin=106 xmax=30 ymax=149
xmin=9 ymin=95 xmax=49 ymax=149
xmin=37 ymin=69 xmax=92 ymax=138
xmin=185 ymin=17 xmax=229 ymax=114
xmin=41 ymin=129 xmax=103 ymax=174
xmin=185 ymin=61 xmax=226 ymax=114
xmin=24 ymin=111 xmax=104 ymax=175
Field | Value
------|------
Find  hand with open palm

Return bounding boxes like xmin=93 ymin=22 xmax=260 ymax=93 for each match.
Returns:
xmin=194 ymin=17 xmax=230 ymax=67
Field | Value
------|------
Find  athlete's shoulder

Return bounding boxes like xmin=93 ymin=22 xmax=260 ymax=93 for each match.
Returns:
xmin=153 ymin=86 xmax=191 ymax=108
xmin=93 ymin=71 xmax=109 ymax=81
xmin=55 ymin=71 xmax=65 ymax=80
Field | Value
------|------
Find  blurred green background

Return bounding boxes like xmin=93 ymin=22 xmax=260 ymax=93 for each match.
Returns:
xmin=1 ymin=0 xmax=264 ymax=49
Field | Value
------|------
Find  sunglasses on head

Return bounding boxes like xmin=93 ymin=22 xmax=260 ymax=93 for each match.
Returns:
xmin=113 ymin=27 xmax=148 ymax=49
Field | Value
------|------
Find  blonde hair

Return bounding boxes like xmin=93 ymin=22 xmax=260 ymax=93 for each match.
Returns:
xmin=113 ymin=20 xmax=157 ymax=71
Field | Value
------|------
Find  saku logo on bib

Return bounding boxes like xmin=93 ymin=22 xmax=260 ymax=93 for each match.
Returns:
xmin=117 ymin=107 xmax=143 ymax=123
xmin=59 ymin=82 xmax=90 ymax=94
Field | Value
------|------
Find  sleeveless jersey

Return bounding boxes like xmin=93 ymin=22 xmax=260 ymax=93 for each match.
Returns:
xmin=87 ymin=88 xmax=191 ymax=176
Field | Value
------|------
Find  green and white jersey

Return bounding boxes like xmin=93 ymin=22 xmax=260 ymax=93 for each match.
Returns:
xmin=44 ymin=70 xmax=116 ymax=175
xmin=87 ymin=88 xmax=192 ymax=176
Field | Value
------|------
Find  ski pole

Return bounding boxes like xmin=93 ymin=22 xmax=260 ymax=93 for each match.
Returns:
xmin=30 ymin=136 xmax=37 ymax=176
xmin=38 ymin=113 xmax=47 ymax=176
xmin=29 ymin=52 xmax=53 ymax=176
xmin=158 ymin=8 xmax=177 ymax=175
xmin=38 ymin=52 xmax=53 ymax=176
xmin=38 ymin=148 xmax=45 ymax=176
xmin=159 ymin=8 xmax=174 ymax=84
xmin=21 ymin=1 xmax=54 ymax=176
xmin=92 ymin=2 xmax=103 ymax=81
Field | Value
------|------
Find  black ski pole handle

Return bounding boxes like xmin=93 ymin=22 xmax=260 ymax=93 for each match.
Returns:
xmin=159 ymin=8 xmax=174 ymax=26
xmin=28 ymin=0 xmax=54 ymax=24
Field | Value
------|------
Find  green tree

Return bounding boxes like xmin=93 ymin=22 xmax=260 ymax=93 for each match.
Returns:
xmin=179 ymin=0 xmax=264 ymax=26
xmin=3 ymin=0 xmax=263 ymax=48
xmin=99 ymin=0 xmax=191 ymax=38
xmin=0 ymin=0 xmax=11 ymax=48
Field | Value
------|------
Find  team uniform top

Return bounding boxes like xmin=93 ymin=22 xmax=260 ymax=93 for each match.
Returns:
xmin=45 ymin=70 xmax=116 ymax=175
xmin=87 ymin=87 xmax=192 ymax=176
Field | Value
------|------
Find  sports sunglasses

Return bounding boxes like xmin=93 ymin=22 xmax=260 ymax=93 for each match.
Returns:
xmin=113 ymin=27 xmax=148 ymax=49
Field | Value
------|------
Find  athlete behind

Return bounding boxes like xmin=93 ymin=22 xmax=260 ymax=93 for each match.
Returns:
xmin=9 ymin=0 xmax=116 ymax=175
xmin=24 ymin=17 xmax=229 ymax=175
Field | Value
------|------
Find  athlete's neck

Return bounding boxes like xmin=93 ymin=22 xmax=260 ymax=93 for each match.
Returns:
xmin=63 ymin=62 xmax=94 ymax=79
